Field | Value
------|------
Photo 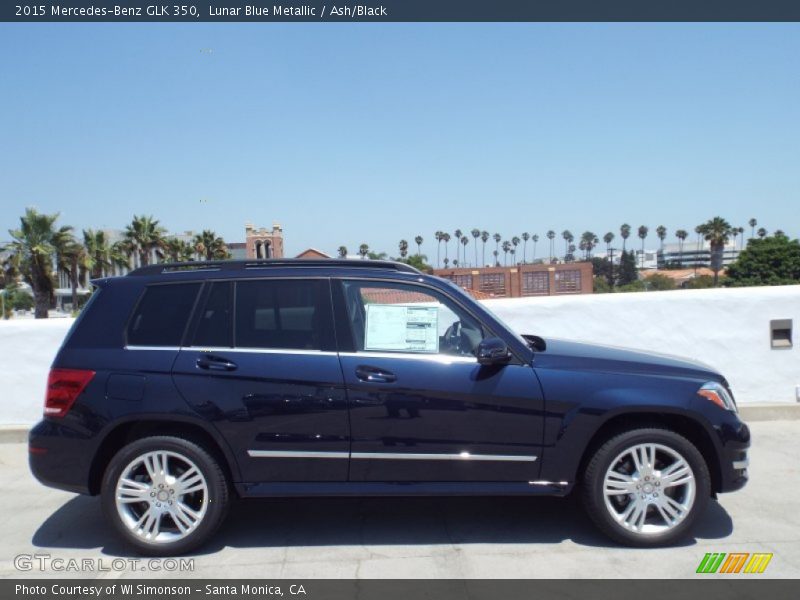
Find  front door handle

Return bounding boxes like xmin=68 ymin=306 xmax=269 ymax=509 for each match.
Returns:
xmin=196 ymin=355 xmax=238 ymax=372
xmin=355 ymin=365 xmax=397 ymax=383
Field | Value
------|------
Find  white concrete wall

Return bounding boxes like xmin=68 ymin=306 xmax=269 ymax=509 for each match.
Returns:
xmin=1 ymin=286 xmax=798 ymax=426
xmin=487 ymin=285 xmax=800 ymax=407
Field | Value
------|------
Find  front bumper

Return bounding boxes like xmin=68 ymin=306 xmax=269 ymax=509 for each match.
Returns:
xmin=716 ymin=418 xmax=750 ymax=493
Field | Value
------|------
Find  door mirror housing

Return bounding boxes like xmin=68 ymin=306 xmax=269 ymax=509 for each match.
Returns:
xmin=476 ymin=337 xmax=512 ymax=366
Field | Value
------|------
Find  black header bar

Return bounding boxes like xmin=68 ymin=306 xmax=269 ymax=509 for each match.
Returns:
xmin=4 ymin=1 xmax=800 ymax=23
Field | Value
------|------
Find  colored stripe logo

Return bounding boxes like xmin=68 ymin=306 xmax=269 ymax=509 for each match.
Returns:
xmin=697 ymin=552 xmax=772 ymax=574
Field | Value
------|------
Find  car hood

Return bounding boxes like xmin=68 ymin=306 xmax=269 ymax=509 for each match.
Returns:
xmin=530 ymin=337 xmax=719 ymax=380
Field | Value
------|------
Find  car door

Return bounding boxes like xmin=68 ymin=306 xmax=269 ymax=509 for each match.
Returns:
xmin=172 ymin=277 xmax=350 ymax=483
xmin=334 ymin=278 xmax=545 ymax=482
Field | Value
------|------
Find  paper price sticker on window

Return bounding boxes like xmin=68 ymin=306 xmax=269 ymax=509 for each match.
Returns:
xmin=365 ymin=304 xmax=439 ymax=353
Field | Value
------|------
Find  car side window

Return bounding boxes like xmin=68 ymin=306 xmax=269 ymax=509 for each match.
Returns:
xmin=192 ymin=281 xmax=233 ymax=347
xmin=234 ymin=279 xmax=327 ymax=350
xmin=341 ymin=281 xmax=485 ymax=357
xmin=127 ymin=283 xmax=201 ymax=347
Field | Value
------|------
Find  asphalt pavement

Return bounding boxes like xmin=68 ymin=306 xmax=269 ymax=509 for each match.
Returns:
xmin=1 ymin=420 xmax=797 ymax=579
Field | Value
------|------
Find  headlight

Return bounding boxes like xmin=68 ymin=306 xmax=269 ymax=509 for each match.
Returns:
xmin=698 ymin=381 xmax=737 ymax=412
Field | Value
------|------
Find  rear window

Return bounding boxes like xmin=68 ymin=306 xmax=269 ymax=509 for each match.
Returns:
xmin=234 ymin=279 xmax=324 ymax=350
xmin=127 ymin=283 xmax=200 ymax=347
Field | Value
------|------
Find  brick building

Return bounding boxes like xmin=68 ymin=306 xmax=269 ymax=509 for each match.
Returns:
xmin=435 ymin=262 xmax=593 ymax=298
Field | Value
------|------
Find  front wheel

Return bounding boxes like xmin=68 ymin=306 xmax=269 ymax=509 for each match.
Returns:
xmin=582 ymin=428 xmax=710 ymax=547
xmin=101 ymin=436 xmax=230 ymax=555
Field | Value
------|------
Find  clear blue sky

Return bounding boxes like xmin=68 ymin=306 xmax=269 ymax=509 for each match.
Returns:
xmin=1 ymin=23 xmax=798 ymax=258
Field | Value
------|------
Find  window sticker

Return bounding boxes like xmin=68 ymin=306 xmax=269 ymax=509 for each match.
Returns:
xmin=364 ymin=303 xmax=439 ymax=353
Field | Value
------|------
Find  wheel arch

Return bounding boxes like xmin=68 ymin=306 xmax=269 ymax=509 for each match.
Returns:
xmin=574 ymin=411 xmax=723 ymax=494
xmin=88 ymin=416 xmax=241 ymax=496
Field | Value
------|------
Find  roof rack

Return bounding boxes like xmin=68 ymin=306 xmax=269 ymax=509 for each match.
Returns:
xmin=127 ymin=259 xmax=421 ymax=276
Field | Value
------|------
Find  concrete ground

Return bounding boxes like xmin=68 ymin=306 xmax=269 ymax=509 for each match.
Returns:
xmin=1 ymin=421 xmax=797 ymax=579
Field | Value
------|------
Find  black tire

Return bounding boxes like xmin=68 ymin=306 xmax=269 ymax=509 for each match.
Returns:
xmin=582 ymin=427 xmax=711 ymax=547
xmin=101 ymin=435 xmax=230 ymax=556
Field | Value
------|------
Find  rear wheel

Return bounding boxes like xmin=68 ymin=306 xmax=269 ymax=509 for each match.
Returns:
xmin=102 ymin=436 xmax=229 ymax=555
xmin=582 ymin=428 xmax=710 ymax=546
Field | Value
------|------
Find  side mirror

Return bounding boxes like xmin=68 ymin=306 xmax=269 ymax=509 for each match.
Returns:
xmin=476 ymin=337 xmax=512 ymax=366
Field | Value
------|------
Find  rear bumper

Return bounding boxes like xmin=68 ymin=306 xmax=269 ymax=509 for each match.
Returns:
xmin=28 ymin=420 xmax=94 ymax=495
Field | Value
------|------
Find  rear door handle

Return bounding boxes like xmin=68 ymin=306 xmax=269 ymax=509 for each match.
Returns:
xmin=355 ymin=365 xmax=397 ymax=383
xmin=196 ymin=355 xmax=238 ymax=372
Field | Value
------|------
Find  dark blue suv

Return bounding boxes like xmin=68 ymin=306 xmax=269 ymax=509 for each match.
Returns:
xmin=29 ymin=259 xmax=750 ymax=555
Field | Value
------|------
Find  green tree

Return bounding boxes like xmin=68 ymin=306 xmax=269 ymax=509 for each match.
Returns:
xmin=124 ymin=215 xmax=165 ymax=267
xmin=471 ymin=229 xmax=480 ymax=266
xmin=726 ymin=234 xmax=800 ymax=287
xmin=531 ymin=234 xmax=539 ymax=261
xmin=6 ymin=208 xmax=73 ymax=318
xmin=397 ymin=254 xmax=433 ymax=274
xmin=521 ymin=232 xmax=530 ymax=264
xmin=618 ymin=249 xmax=638 ymax=286
xmin=656 ymin=225 xmax=667 ymax=253
xmin=620 ymin=223 xmax=631 ymax=252
xmin=480 ymin=231 xmax=490 ymax=266
xmin=637 ymin=225 xmax=649 ymax=268
xmin=337 ymin=246 xmax=348 ymax=258
xmin=414 ymin=235 xmax=423 ymax=256
xmin=164 ymin=237 xmax=196 ymax=262
xmin=546 ymin=230 xmax=555 ymax=261
xmin=358 ymin=243 xmax=369 ymax=259
xmin=453 ymin=229 xmax=463 ymax=264
xmin=675 ymin=229 xmax=688 ymax=267
xmin=696 ymin=217 xmax=733 ymax=286
xmin=644 ymin=273 xmax=676 ymax=291
xmin=193 ymin=230 xmax=229 ymax=261
xmin=748 ymin=218 xmax=757 ymax=239
xmin=398 ymin=239 xmax=409 ymax=258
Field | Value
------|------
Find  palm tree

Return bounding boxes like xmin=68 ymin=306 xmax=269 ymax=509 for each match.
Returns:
xmin=521 ymin=232 xmax=530 ymax=263
xmin=6 ymin=208 xmax=73 ymax=318
xmin=656 ymin=225 xmax=667 ymax=253
xmin=471 ymin=229 xmax=480 ymax=266
xmin=164 ymin=237 xmax=195 ymax=263
xmin=738 ymin=227 xmax=745 ymax=250
xmin=454 ymin=229 xmax=463 ymax=265
xmin=748 ymin=218 xmax=757 ymax=239
xmin=637 ymin=225 xmax=649 ymax=268
xmin=675 ymin=229 xmax=688 ymax=267
xmin=493 ymin=233 xmax=501 ymax=261
xmin=442 ymin=233 xmax=451 ymax=263
xmin=435 ymin=231 xmax=443 ymax=267
xmin=501 ymin=240 xmax=511 ymax=266
xmin=338 ymin=246 xmax=348 ymax=258
xmin=56 ymin=238 xmax=87 ymax=312
xmin=358 ymin=243 xmax=369 ymax=259
xmin=480 ymin=231 xmax=490 ymax=266
xmin=561 ymin=230 xmax=573 ymax=260
xmin=697 ymin=217 xmax=733 ymax=286
xmin=460 ymin=236 xmax=469 ymax=266
xmin=546 ymin=230 xmax=555 ymax=261
xmin=193 ymin=230 xmax=229 ymax=261
xmin=124 ymin=215 xmax=165 ymax=267
xmin=414 ymin=236 xmax=423 ymax=256
xmin=603 ymin=232 xmax=615 ymax=256
xmin=492 ymin=249 xmax=499 ymax=266
xmin=757 ymin=227 xmax=767 ymax=239
xmin=511 ymin=236 xmax=520 ymax=264
xmin=443 ymin=257 xmax=449 ymax=269
xmin=620 ymin=224 xmax=631 ymax=252
xmin=580 ymin=231 xmax=598 ymax=260
xmin=532 ymin=234 xmax=539 ymax=260
xmin=82 ymin=229 xmax=114 ymax=279
xmin=398 ymin=239 xmax=409 ymax=258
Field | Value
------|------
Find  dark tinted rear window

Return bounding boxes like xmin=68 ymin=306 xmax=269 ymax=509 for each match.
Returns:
xmin=192 ymin=282 xmax=233 ymax=347
xmin=127 ymin=283 xmax=200 ymax=347
xmin=235 ymin=280 xmax=324 ymax=350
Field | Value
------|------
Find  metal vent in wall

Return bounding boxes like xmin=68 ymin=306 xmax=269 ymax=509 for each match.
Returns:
xmin=770 ymin=319 xmax=793 ymax=349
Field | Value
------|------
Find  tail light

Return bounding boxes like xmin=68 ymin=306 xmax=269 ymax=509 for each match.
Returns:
xmin=44 ymin=369 xmax=95 ymax=417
